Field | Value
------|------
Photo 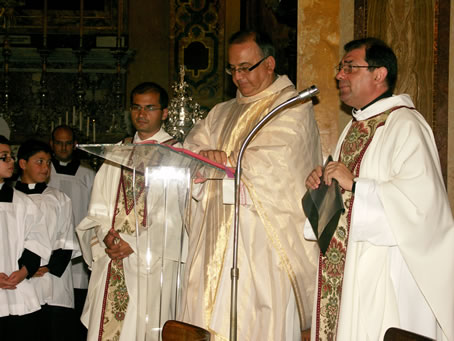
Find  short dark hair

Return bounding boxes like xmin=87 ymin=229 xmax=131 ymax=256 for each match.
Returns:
xmin=228 ymin=30 xmax=275 ymax=59
xmin=0 ymin=135 xmax=10 ymax=145
xmin=17 ymin=139 xmax=52 ymax=162
xmin=51 ymin=125 xmax=75 ymax=142
xmin=130 ymin=82 xmax=169 ymax=109
xmin=344 ymin=37 xmax=398 ymax=92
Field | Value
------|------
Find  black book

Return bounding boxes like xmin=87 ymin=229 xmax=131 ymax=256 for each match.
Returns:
xmin=302 ymin=155 xmax=345 ymax=255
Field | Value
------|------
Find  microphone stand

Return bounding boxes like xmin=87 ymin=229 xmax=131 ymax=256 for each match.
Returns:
xmin=229 ymin=85 xmax=320 ymax=341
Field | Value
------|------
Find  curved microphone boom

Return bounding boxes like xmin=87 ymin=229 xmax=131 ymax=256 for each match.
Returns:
xmin=229 ymin=85 xmax=320 ymax=341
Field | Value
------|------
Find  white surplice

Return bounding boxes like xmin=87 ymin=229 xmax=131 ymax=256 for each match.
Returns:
xmin=48 ymin=161 xmax=95 ymax=289
xmin=0 ymin=187 xmax=51 ymax=317
xmin=27 ymin=185 xmax=78 ymax=308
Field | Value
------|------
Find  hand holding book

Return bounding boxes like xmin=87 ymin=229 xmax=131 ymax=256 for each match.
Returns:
xmin=302 ymin=156 xmax=345 ymax=255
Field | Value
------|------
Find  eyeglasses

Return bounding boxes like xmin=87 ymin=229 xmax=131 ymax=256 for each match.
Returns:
xmin=130 ymin=104 xmax=162 ymax=112
xmin=335 ymin=64 xmax=381 ymax=74
xmin=0 ymin=155 xmax=15 ymax=162
xmin=225 ymin=56 xmax=268 ymax=75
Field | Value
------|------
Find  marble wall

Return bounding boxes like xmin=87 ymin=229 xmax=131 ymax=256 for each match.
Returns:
xmin=297 ymin=0 xmax=353 ymax=158
xmin=298 ymin=0 xmax=454 ymax=211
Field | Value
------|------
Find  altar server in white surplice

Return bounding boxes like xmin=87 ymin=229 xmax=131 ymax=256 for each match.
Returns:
xmin=16 ymin=139 xmax=78 ymax=341
xmin=49 ymin=124 xmax=95 ymax=340
xmin=0 ymin=135 xmax=51 ymax=341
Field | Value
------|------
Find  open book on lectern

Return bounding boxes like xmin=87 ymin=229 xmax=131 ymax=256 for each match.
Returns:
xmin=77 ymin=142 xmax=235 ymax=179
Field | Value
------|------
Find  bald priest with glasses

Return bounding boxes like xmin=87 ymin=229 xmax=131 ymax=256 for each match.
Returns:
xmin=181 ymin=30 xmax=322 ymax=340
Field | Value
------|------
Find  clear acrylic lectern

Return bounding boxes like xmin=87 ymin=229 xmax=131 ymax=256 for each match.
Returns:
xmin=78 ymin=143 xmax=230 ymax=341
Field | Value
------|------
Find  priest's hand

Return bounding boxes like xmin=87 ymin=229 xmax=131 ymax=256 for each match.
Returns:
xmin=104 ymin=229 xmax=134 ymax=261
xmin=301 ymin=328 xmax=311 ymax=341
xmin=323 ymin=161 xmax=355 ymax=191
xmin=33 ymin=266 xmax=50 ymax=277
xmin=195 ymin=149 xmax=229 ymax=184
xmin=199 ymin=149 xmax=228 ymax=165
xmin=305 ymin=166 xmax=323 ymax=189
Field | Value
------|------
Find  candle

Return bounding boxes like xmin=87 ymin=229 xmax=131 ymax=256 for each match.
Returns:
xmin=58 ymin=117 xmax=62 ymax=125
xmin=79 ymin=111 xmax=83 ymax=131
xmin=65 ymin=111 xmax=68 ymax=125
xmin=92 ymin=119 xmax=96 ymax=143
xmin=43 ymin=0 xmax=48 ymax=48
xmin=117 ymin=0 xmax=123 ymax=47
xmin=72 ymin=107 xmax=76 ymax=126
xmin=51 ymin=120 xmax=54 ymax=133
xmin=86 ymin=117 xmax=89 ymax=136
xmin=79 ymin=0 xmax=84 ymax=48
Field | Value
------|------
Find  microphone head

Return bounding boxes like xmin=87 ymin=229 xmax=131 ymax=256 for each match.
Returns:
xmin=298 ymin=85 xmax=319 ymax=100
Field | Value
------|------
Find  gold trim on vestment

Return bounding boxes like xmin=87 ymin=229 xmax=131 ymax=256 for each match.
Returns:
xmin=202 ymin=90 xmax=283 ymax=325
xmin=316 ymin=112 xmax=390 ymax=340
xmin=245 ymin=178 xmax=308 ymax=328
xmin=101 ymin=167 xmax=146 ymax=340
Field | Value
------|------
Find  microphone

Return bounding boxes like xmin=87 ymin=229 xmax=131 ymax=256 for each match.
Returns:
xmin=274 ymin=85 xmax=320 ymax=111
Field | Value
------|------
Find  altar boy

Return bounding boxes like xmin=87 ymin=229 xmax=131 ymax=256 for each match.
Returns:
xmin=0 ymin=135 xmax=51 ymax=341
xmin=15 ymin=139 xmax=78 ymax=341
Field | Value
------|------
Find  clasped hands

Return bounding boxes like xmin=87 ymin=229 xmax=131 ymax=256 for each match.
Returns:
xmin=103 ymin=229 xmax=134 ymax=261
xmin=0 ymin=267 xmax=28 ymax=290
xmin=306 ymin=161 xmax=355 ymax=191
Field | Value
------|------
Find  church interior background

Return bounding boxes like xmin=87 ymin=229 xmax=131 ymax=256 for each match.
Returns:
xmin=0 ymin=0 xmax=453 ymax=210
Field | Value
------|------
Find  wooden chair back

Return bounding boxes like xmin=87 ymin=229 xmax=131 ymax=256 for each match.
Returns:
xmin=384 ymin=327 xmax=434 ymax=341
xmin=162 ymin=320 xmax=211 ymax=341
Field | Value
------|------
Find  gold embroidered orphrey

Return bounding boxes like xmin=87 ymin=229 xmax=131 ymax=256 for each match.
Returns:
xmin=315 ymin=109 xmax=392 ymax=341
xmin=97 ymin=140 xmax=181 ymax=340
xmin=98 ymin=157 xmax=146 ymax=340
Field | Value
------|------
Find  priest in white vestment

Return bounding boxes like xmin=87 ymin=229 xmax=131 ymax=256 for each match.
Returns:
xmin=181 ymin=30 xmax=322 ymax=341
xmin=77 ymin=82 xmax=186 ymax=341
xmin=305 ymin=38 xmax=454 ymax=341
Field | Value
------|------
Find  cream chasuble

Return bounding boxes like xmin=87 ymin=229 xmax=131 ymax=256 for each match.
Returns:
xmin=182 ymin=75 xmax=322 ymax=340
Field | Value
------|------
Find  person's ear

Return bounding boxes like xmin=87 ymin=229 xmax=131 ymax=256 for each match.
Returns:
xmin=266 ymin=56 xmax=276 ymax=73
xmin=161 ymin=108 xmax=169 ymax=121
xmin=18 ymin=159 xmax=27 ymax=171
xmin=374 ymin=66 xmax=388 ymax=83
